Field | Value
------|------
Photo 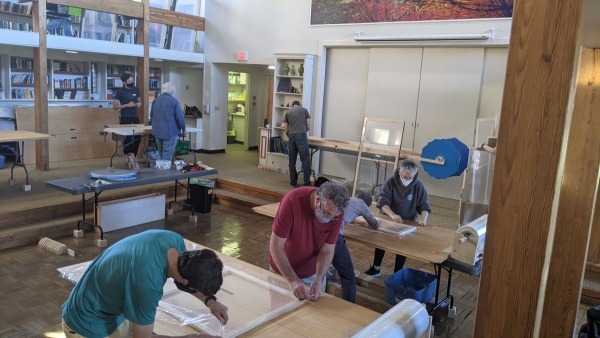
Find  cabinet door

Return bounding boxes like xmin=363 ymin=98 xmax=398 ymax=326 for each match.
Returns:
xmin=364 ymin=48 xmax=423 ymax=150
xmin=415 ymin=47 xmax=484 ymax=199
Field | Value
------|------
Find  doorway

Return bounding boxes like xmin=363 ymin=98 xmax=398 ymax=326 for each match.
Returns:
xmin=226 ymin=71 xmax=248 ymax=152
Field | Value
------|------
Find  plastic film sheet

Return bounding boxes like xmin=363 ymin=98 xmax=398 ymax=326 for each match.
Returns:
xmin=58 ymin=242 xmax=305 ymax=337
xmin=352 ymin=299 xmax=431 ymax=338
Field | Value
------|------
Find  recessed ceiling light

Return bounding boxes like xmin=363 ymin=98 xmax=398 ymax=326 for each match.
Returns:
xmin=267 ymin=65 xmax=275 ymax=70
xmin=65 ymin=50 xmax=78 ymax=54
xmin=154 ymin=58 xmax=164 ymax=62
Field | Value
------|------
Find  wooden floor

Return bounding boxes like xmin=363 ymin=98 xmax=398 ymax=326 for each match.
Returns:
xmin=0 ymin=146 xmax=592 ymax=337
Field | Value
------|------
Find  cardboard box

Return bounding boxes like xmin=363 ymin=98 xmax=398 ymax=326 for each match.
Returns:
xmin=327 ymin=281 xmax=391 ymax=314
xmin=355 ymin=272 xmax=387 ymax=295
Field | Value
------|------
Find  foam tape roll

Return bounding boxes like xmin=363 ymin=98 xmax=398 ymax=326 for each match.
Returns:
xmin=352 ymin=299 xmax=430 ymax=338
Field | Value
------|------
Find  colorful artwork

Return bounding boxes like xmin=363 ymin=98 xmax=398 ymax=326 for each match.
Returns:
xmin=310 ymin=0 xmax=513 ymax=25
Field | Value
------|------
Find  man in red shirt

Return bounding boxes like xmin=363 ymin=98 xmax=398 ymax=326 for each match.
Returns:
xmin=269 ymin=181 xmax=350 ymax=301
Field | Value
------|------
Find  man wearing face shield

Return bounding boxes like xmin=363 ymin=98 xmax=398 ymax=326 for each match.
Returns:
xmin=61 ymin=230 xmax=228 ymax=338
xmin=364 ymin=160 xmax=432 ymax=277
xmin=269 ymin=181 xmax=350 ymax=301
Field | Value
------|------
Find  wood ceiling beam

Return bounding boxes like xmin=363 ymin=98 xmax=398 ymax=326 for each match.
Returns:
xmin=149 ymin=7 xmax=204 ymax=31
xmin=46 ymin=0 xmax=144 ymax=19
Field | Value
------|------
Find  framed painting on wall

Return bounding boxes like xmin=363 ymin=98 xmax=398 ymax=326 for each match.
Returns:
xmin=310 ymin=0 xmax=513 ymax=25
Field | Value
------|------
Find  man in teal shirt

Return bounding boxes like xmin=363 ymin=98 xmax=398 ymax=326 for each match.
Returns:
xmin=62 ymin=230 xmax=228 ymax=337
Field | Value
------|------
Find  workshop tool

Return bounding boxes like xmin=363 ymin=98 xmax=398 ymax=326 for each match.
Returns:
xmin=450 ymin=214 xmax=487 ymax=265
xmin=38 ymin=237 xmax=67 ymax=255
xmin=420 ymin=137 xmax=469 ymax=179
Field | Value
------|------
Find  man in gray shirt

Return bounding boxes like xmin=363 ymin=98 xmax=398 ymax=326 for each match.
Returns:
xmin=284 ymin=101 xmax=311 ymax=187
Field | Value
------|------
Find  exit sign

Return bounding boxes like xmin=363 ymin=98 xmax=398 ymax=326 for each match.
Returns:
xmin=236 ymin=51 xmax=248 ymax=61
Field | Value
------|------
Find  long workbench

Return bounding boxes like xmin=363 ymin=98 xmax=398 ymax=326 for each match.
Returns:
xmin=46 ymin=166 xmax=217 ymax=245
xmin=58 ymin=239 xmax=379 ymax=337
xmin=103 ymin=124 xmax=202 ymax=167
xmin=253 ymin=202 xmax=461 ymax=316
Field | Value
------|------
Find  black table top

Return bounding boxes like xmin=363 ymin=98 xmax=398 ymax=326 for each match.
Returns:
xmin=46 ymin=167 xmax=217 ymax=195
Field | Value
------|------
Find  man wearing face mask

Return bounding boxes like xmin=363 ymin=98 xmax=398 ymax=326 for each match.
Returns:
xmin=269 ymin=181 xmax=350 ymax=301
xmin=113 ymin=72 xmax=142 ymax=159
xmin=365 ymin=160 xmax=432 ymax=277
xmin=62 ymin=229 xmax=228 ymax=337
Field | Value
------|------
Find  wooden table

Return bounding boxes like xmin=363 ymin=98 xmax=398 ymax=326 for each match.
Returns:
xmin=253 ymin=202 xmax=458 ymax=315
xmin=58 ymin=239 xmax=379 ymax=337
xmin=0 ymin=130 xmax=51 ymax=191
xmin=155 ymin=241 xmax=379 ymax=337
xmin=103 ymin=124 xmax=202 ymax=167
xmin=46 ymin=166 xmax=217 ymax=245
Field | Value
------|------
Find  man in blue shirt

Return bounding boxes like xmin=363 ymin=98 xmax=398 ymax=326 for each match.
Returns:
xmin=62 ymin=230 xmax=228 ymax=337
xmin=150 ymin=82 xmax=186 ymax=161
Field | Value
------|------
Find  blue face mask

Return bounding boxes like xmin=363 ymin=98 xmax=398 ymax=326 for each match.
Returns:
xmin=315 ymin=207 xmax=332 ymax=223
xmin=315 ymin=199 xmax=335 ymax=223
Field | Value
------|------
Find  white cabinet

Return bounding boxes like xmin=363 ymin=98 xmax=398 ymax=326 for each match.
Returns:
xmin=186 ymin=117 xmax=202 ymax=150
xmin=260 ymin=53 xmax=315 ymax=170
xmin=323 ymin=47 xmax=485 ymax=199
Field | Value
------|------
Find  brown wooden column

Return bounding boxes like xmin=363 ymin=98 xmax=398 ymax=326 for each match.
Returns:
xmin=473 ymin=1 xmax=597 ymax=336
xmin=137 ymin=0 xmax=149 ymax=123
xmin=32 ymin=0 xmax=49 ymax=170
xmin=587 ymin=181 xmax=600 ymax=263
xmin=539 ymin=48 xmax=600 ymax=336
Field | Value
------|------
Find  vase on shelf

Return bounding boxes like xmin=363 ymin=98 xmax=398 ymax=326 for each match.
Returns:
xmin=282 ymin=62 xmax=290 ymax=76
xmin=290 ymin=65 xmax=297 ymax=76
xmin=298 ymin=63 xmax=304 ymax=76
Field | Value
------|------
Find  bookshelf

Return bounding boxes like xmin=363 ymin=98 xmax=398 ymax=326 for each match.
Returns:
xmin=0 ymin=1 xmax=32 ymax=32
xmin=10 ymin=56 xmax=35 ymax=99
xmin=115 ymin=15 xmax=136 ymax=44
xmin=51 ymin=60 xmax=89 ymax=100
xmin=148 ymin=66 xmax=161 ymax=102
xmin=259 ymin=54 xmax=316 ymax=168
xmin=106 ymin=63 xmax=135 ymax=100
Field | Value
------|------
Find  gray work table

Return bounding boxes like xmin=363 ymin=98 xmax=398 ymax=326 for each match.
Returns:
xmin=46 ymin=167 xmax=217 ymax=245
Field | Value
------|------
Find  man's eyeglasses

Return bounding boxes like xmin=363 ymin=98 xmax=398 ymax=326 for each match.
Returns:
xmin=318 ymin=200 xmax=341 ymax=221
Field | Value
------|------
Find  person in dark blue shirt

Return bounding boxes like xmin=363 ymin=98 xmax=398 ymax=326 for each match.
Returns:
xmin=150 ymin=82 xmax=186 ymax=161
xmin=113 ymin=72 xmax=142 ymax=157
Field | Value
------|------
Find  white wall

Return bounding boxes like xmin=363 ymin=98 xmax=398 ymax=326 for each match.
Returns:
xmin=168 ymin=67 xmax=203 ymax=108
xmin=203 ymin=1 xmax=512 ymax=198
xmin=202 ymin=1 xmax=512 ymax=154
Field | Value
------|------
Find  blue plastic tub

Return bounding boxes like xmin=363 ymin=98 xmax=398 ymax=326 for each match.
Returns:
xmin=384 ymin=268 xmax=437 ymax=305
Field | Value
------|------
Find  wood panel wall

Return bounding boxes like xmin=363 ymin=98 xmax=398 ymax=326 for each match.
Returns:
xmin=474 ymin=1 xmax=598 ymax=336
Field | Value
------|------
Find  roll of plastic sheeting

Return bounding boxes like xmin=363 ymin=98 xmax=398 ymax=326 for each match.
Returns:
xmin=352 ymin=299 xmax=431 ymax=338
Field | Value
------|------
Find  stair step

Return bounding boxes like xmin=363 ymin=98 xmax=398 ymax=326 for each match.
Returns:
xmin=582 ymin=268 xmax=600 ymax=306
xmin=215 ymin=179 xmax=285 ymax=203
xmin=213 ymin=188 xmax=274 ymax=211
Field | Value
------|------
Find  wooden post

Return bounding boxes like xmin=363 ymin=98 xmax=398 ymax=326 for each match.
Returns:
xmin=32 ymin=0 xmax=49 ymax=170
xmin=135 ymin=0 xmax=150 ymax=157
xmin=474 ymin=1 xmax=599 ymax=337
xmin=587 ymin=183 xmax=600 ymax=263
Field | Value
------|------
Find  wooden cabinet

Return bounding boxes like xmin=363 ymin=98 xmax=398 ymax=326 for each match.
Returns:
xmin=15 ymin=106 xmax=118 ymax=163
xmin=260 ymin=53 xmax=315 ymax=169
